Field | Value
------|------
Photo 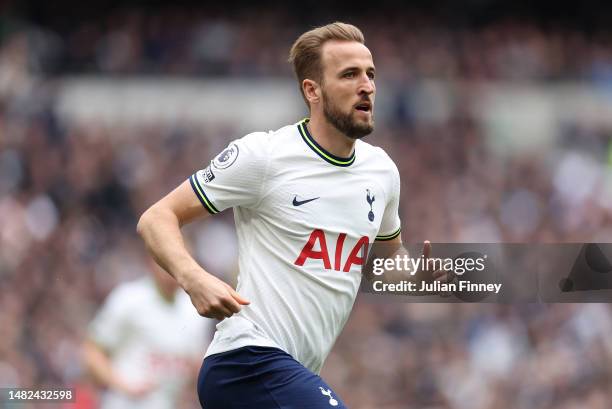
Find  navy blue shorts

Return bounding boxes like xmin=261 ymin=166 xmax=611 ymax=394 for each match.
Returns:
xmin=197 ymin=346 xmax=347 ymax=409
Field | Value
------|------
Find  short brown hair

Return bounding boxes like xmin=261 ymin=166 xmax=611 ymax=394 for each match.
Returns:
xmin=288 ymin=22 xmax=365 ymax=106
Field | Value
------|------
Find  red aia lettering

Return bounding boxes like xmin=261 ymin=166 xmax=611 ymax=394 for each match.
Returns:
xmin=343 ymin=236 xmax=369 ymax=272
xmin=334 ymin=233 xmax=346 ymax=271
xmin=294 ymin=229 xmax=331 ymax=269
xmin=294 ymin=230 xmax=369 ymax=272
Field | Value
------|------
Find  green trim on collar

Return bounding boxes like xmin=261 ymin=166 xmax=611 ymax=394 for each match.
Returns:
xmin=297 ymin=119 xmax=356 ymax=167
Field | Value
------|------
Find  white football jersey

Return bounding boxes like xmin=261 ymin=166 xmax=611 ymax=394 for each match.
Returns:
xmin=89 ymin=277 xmax=213 ymax=409
xmin=191 ymin=118 xmax=401 ymax=374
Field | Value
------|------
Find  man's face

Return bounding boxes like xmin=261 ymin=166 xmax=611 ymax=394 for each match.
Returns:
xmin=319 ymin=40 xmax=376 ymax=139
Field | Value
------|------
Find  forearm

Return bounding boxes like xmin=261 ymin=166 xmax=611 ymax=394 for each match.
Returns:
xmin=136 ymin=205 xmax=207 ymax=287
xmin=367 ymin=240 xmax=414 ymax=283
xmin=375 ymin=245 xmax=416 ymax=283
xmin=368 ymin=242 xmax=441 ymax=295
xmin=136 ymin=181 xmax=248 ymax=319
xmin=81 ymin=340 xmax=124 ymax=391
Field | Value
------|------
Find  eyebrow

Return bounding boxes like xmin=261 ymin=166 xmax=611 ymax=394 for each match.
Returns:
xmin=339 ymin=66 xmax=376 ymax=74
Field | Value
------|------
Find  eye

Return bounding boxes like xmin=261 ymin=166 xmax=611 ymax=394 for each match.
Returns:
xmin=367 ymin=71 xmax=375 ymax=80
xmin=343 ymin=71 xmax=355 ymax=78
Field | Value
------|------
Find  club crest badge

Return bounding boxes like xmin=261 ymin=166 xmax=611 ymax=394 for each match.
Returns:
xmin=366 ymin=189 xmax=375 ymax=222
xmin=213 ymin=143 xmax=239 ymax=169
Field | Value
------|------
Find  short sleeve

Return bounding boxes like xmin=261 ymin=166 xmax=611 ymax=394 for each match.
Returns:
xmin=375 ymin=160 xmax=401 ymax=241
xmin=189 ymin=132 xmax=269 ymax=214
xmin=88 ymin=287 xmax=129 ymax=351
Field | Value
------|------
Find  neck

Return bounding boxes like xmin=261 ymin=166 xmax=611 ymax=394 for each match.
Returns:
xmin=307 ymin=115 xmax=356 ymax=158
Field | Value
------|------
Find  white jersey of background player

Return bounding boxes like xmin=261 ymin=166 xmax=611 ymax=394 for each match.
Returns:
xmin=189 ymin=118 xmax=400 ymax=373
xmin=82 ymin=262 xmax=213 ymax=409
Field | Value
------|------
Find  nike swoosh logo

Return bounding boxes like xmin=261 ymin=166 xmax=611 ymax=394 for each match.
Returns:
xmin=293 ymin=196 xmax=320 ymax=206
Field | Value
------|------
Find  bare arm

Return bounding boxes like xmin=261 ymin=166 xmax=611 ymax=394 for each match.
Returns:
xmin=367 ymin=235 xmax=447 ymax=291
xmin=81 ymin=339 xmax=154 ymax=397
xmin=137 ymin=180 xmax=249 ymax=320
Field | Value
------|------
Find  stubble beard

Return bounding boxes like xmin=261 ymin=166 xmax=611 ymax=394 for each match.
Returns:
xmin=322 ymin=90 xmax=374 ymax=140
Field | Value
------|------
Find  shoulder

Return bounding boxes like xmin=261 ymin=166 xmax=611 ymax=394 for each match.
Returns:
xmin=356 ymin=141 xmax=400 ymax=201
xmin=226 ymin=122 xmax=302 ymax=166
xmin=229 ymin=122 xmax=296 ymax=156
xmin=226 ymin=131 xmax=269 ymax=159
xmin=238 ymin=122 xmax=298 ymax=145
xmin=356 ymin=140 xmax=400 ymax=177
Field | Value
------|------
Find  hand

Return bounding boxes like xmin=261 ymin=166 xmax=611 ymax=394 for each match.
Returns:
xmin=116 ymin=379 xmax=157 ymax=399
xmin=182 ymin=271 xmax=250 ymax=320
xmin=418 ymin=241 xmax=452 ymax=284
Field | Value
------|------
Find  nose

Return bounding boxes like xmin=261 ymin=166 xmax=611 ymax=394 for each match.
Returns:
xmin=358 ymin=73 xmax=375 ymax=96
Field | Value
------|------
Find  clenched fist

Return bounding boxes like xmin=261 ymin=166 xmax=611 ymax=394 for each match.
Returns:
xmin=182 ymin=271 xmax=250 ymax=320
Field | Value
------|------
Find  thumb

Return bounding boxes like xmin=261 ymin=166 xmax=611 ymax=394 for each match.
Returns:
xmin=229 ymin=287 xmax=250 ymax=305
xmin=423 ymin=240 xmax=432 ymax=260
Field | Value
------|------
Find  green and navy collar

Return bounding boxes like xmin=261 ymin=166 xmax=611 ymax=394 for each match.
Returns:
xmin=297 ymin=118 xmax=356 ymax=167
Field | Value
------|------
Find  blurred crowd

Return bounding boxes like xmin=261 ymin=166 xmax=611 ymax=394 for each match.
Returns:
xmin=325 ymin=302 xmax=612 ymax=409
xmin=2 ymin=6 xmax=612 ymax=409
xmin=2 ymin=8 xmax=612 ymax=83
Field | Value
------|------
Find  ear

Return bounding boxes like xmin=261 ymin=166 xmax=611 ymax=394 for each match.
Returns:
xmin=302 ymin=79 xmax=321 ymax=105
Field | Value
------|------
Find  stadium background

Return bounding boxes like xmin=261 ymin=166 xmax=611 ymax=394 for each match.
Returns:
xmin=2 ymin=0 xmax=612 ymax=408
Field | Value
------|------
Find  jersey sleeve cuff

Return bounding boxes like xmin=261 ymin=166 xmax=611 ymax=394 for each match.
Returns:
xmin=375 ymin=227 xmax=401 ymax=241
xmin=189 ymin=174 xmax=220 ymax=215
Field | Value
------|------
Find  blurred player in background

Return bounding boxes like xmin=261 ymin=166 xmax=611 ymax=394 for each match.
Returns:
xmin=137 ymin=22 xmax=438 ymax=408
xmin=81 ymin=258 xmax=213 ymax=409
